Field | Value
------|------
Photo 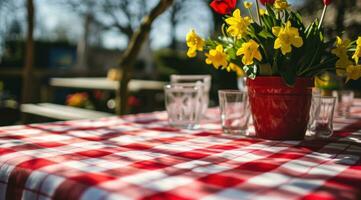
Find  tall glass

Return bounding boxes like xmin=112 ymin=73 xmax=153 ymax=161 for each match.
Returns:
xmin=218 ymin=90 xmax=250 ymax=135
xmin=164 ymin=83 xmax=203 ymax=129
xmin=308 ymin=96 xmax=336 ymax=138
xmin=170 ymin=75 xmax=211 ymax=117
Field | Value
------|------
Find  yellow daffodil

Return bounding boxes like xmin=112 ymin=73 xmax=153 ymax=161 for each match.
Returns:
xmin=331 ymin=36 xmax=352 ymax=76
xmin=205 ymin=45 xmax=228 ymax=69
xmin=228 ymin=63 xmax=245 ymax=77
xmin=186 ymin=29 xmax=205 ymax=58
xmin=236 ymin=39 xmax=262 ymax=65
xmin=352 ymin=36 xmax=361 ymax=64
xmin=272 ymin=21 xmax=303 ymax=55
xmin=259 ymin=8 xmax=268 ymax=16
xmin=274 ymin=0 xmax=290 ymax=10
xmin=346 ymin=64 xmax=361 ymax=82
xmin=243 ymin=1 xmax=253 ymax=9
xmin=332 ymin=36 xmax=350 ymax=57
xmin=336 ymin=57 xmax=352 ymax=77
xmin=225 ymin=9 xmax=252 ymax=39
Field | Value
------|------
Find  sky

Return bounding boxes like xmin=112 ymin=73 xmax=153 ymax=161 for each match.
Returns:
xmin=35 ymin=0 xmax=213 ymax=50
xmin=2 ymin=0 xmax=303 ymax=51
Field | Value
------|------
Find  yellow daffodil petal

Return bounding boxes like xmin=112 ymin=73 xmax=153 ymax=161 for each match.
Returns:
xmin=281 ymin=44 xmax=292 ymax=55
xmin=237 ymin=39 xmax=262 ymax=65
xmin=186 ymin=29 xmax=205 ymax=58
xmin=254 ymin=51 xmax=263 ymax=61
xmin=352 ymin=37 xmax=361 ymax=64
xmin=205 ymin=45 xmax=228 ymax=69
xmin=272 ymin=27 xmax=281 ymax=37
xmin=187 ymin=48 xmax=197 ymax=58
xmin=292 ymin=36 xmax=303 ymax=48
xmin=272 ymin=21 xmax=303 ymax=55
xmin=227 ymin=63 xmax=245 ymax=77
xmin=233 ymin=9 xmax=241 ymax=18
xmin=259 ymin=9 xmax=267 ymax=16
xmin=346 ymin=64 xmax=361 ymax=81
xmin=332 ymin=36 xmax=351 ymax=59
xmin=274 ymin=0 xmax=290 ymax=10
xmin=336 ymin=56 xmax=352 ymax=77
xmin=225 ymin=9 xmax=252 ymax=39
xmin=274 ymin=38 xmax=282 ymax=49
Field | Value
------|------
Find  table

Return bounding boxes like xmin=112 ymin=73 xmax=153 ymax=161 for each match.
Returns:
xmin=49 ymin=77 xmax=166 ymax=91
xmin=0 ymin=103 xmax=361 ymax=199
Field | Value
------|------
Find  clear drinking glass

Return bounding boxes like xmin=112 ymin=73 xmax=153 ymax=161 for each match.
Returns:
xmin=237 ymin=76 xmax=247 ymax=92
xmin=307 ymin=88 xmax=322 ymax=136
xmin=335 ymin=90 xmax=354 ymax=118
xmin=218 ymin=90 xmax=250 ymax=135
xmin=164 ymin=83 xmax=203 ymax=129
xmin=170 ymin=75 xmax=211 ymax=117
xmin=308 ymin=96 xmax=336 ymax=138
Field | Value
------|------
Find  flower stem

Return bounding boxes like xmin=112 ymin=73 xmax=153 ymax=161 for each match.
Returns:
xmin=255 ymin=0 xmax=261 ymax=25
xmin=248 ymin=9 xmax=256 ymax=22
xmin=318 ymin=5 xmax=327 ymax=29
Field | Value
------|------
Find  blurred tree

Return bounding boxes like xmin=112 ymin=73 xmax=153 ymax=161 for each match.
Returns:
xmin=56 ymin=0 xmax=151 ymax=69
xmin=60 ymin=0 xmax=149 ymax=42
xmin=7 ymin=20 xmax=22 ymax=40
xmin=117 ymin=0 xmax=174 ymax=115
xmin=169 ymin=0 xmax=182 ymax=49
xmin=22 ymin=0 xmax=35 ymax=104
xmin=0 ymin=0 xmax=23 ymax=55
xmin=300 ymin=0 xmax=361 ymax=90
xmin=301 ymin=0 xmax=361 ymax=39
xmin=168 ymin=0 xmax=210 ymax=50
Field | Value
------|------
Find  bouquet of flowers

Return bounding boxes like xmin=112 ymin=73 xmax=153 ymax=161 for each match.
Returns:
xmin=186 ymin=0 xmax=361 ymax=86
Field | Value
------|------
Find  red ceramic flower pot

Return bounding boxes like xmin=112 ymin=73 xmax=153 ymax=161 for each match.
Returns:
xmin=247 ymin=77 xmax=313 ymax=140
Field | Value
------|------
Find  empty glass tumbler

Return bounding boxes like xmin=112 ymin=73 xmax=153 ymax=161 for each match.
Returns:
xmin=170 ymin=75 xmax=211 ymax=117
xmin=164 ymin=83 xmax=203 ymax=129
xmin=333 ymin=90 xmax=354 ymax=118
xmin=218 ymin=90 xmax=250 ymax=135
xmin=308 ymin=96 xmax=336 ymax=138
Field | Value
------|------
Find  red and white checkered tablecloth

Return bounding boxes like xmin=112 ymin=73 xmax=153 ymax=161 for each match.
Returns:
xmin=0 ymin=104 xmax=361 ymax=200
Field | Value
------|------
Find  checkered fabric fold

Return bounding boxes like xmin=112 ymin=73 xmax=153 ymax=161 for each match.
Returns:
xmin=0 ymin=103 xmax=361 ymax=200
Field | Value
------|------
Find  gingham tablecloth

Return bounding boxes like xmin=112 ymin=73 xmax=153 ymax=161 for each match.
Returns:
xmin=1 ymin=104 xmax=361 ymax=200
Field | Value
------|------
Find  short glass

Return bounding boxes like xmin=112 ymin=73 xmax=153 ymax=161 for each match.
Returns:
xmin=218 ymin=90 xmax=250 ymax=135
xmin=170 ymin=75 xmax=211 ymax=116
xmin=334 ymin=90 xmax=354 ymax=118
xmin=164 ymin=83 xmax=203 ymax=129
xmin=237 ymin=76 xmax=247 ymax=92
xmin=308 ymin=96 xmax=336 ymax=138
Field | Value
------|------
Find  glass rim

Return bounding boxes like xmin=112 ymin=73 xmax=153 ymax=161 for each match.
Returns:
xmin=218 ymin=89 xmax=246 ymax=94
xmin=165 ymin=82 xmax=205 ymax=89
xmin=164 ymin=84 xmax=202 ymax=91
xmin=170 ymin=74 xmax=211 ymax=82
xmin=312 ymin=96 xmax=337 ymax=100
xmin=338 ymin=90 xmax=355 ymax=94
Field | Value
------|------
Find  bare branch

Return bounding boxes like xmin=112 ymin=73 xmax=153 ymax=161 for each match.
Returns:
xmin=116 ymin=0 xmax=174 ymax=115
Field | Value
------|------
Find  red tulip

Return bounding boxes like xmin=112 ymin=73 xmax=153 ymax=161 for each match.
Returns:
xmin=259 ymin=0 xmax=275 ymax=5
xmin=323 ymin=0 xmax=331 ymax=5
xmin=210 ymin=0 xmax=237 ymax=15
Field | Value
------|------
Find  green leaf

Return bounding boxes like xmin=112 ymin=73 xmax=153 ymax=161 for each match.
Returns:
xmin=279 ymin=66 xmax=297 ymax=86
xmin=243 ymin=65 xmax=258 ymax=79
xmin=259 ymin=30 xmax=273 ymax=39
xmin=225 ymin=47 xmax=237 ymax=60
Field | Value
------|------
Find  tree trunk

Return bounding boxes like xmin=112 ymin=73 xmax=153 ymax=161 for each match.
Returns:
xmin=169 ymin=2 xmax=179 ymax=50
xmin=335 ymin=0 xmax=346 ymax=34
xmin=22 ymin=0 xmax=35 ymax=104
xmin=76 ymin=12 xmax=91 ymax=70
xmin=116 ymin=0 xmax=174 ymax=115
